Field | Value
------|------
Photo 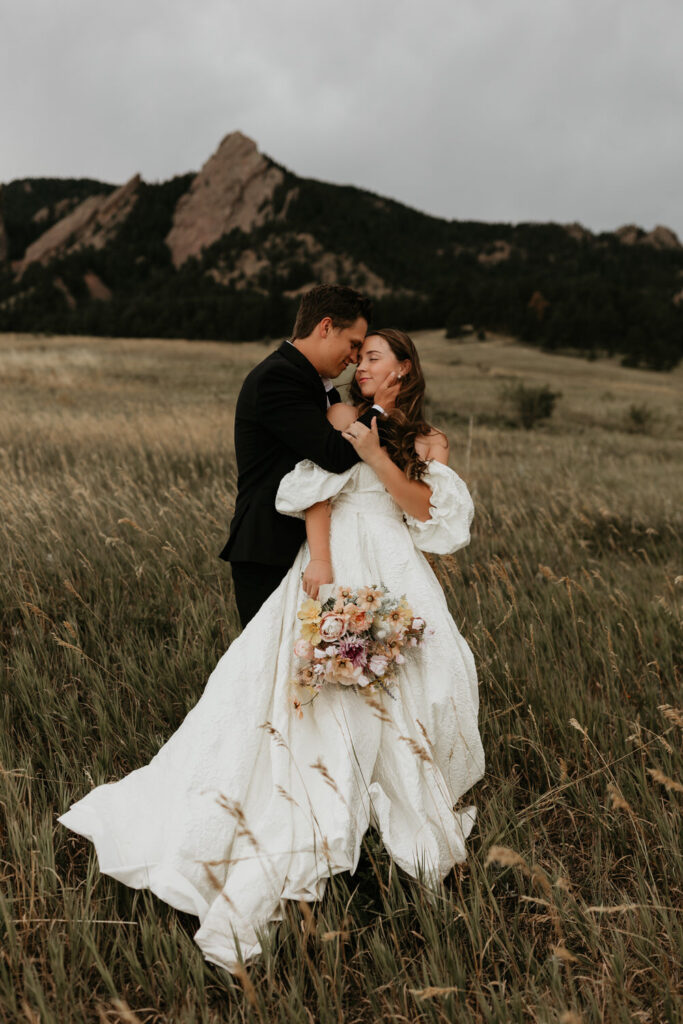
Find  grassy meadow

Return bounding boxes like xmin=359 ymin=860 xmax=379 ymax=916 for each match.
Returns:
xmin=1 ymin=329 xmax=682 ymax=1023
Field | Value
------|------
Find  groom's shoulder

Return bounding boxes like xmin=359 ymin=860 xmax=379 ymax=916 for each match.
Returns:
xmin=241 ymin=344 xmax=304 ymax=392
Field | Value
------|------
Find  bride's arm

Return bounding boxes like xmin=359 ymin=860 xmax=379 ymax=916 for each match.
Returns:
xmin=300 ymin=404 xmax=359 ymax=598
xmin=301 ymin=501 xmax=333 ymax=599
xmin=341 ymin=419 xmax=449 ymax=522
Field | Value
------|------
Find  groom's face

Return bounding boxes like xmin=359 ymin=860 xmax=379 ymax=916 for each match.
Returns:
xmin=322 ymin=316 xmax=368 ymax=378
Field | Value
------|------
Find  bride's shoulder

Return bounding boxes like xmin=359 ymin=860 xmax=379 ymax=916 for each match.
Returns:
xmin=326 ymin=403 xmax=359 ymax=430
xmin=415 ymin=428 xmax=449 ymax=465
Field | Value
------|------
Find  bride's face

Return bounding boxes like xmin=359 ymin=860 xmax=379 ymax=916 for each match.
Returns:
xmin=355 ymin=335 xmax=410 ymax=399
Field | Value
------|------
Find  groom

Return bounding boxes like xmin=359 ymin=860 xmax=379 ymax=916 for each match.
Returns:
xmin=220 ymin=284 xmax=396 ymax=627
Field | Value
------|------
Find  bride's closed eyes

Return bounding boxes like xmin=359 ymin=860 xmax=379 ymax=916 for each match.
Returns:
xmin=356 ymin=336 xmax=407 ymax=397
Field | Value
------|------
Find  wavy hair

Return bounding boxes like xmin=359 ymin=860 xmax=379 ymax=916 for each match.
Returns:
xmin=349 ymin=328 xmax=440 ymax=481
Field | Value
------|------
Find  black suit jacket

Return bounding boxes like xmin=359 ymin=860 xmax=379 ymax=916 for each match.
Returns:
xmin=220 ymin=342 xmax=380 ymax=568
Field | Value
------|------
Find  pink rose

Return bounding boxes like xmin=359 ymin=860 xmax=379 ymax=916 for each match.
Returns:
xmin=294 ymin=638 xmax=314 ymax=659
xmin=411 ymin=617 xmax=425 ymax=631
xmin=320 ymin=613 xmax=346 ymax=642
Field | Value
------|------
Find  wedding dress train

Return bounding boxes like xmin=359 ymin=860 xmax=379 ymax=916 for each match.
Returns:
xmin=59 ymin=460 xmax=485 ymax=972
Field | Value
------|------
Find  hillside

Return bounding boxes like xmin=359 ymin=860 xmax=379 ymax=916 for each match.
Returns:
xmin=1 ymin=131 xmax=682 ymax=368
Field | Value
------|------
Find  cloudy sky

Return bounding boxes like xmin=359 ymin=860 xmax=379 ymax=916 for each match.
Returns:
xmin=3 ymin=0 xmax=682 ymax=237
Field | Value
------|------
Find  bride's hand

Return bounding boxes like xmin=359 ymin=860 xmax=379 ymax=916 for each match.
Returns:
xmin=302 ymin=558 xmax=334 ymax=600
xmin=341 ymin=416 xmax=382 ymax=465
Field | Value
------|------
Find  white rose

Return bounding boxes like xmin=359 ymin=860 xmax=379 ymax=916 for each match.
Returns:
xmin=368 ymin=654 xmax=389 ymax=677
xmin=320 ymin=613 xmax=346 ymax=641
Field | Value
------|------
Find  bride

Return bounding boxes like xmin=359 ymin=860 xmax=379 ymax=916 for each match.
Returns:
xmin=59 ymin=328 xmax=485 ymax=973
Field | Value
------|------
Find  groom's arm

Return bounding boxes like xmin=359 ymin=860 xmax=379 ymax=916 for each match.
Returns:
xmin=257 ymin=367 xmax=372 ymax=473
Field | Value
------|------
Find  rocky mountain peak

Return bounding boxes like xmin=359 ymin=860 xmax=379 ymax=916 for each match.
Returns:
xmin=614 ymin=223 xmax=681 ymax=250
xmin=563 ymin=222 xmax=593 ymax=242
xmin=645 ymin=225 xmax=681 ymax=250
xmin=165 ymin=131 xmax=284 ymax=268
xmin=20 ymin=174 xmax=141 ymax=272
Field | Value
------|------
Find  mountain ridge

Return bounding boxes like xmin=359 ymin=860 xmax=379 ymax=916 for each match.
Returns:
xmin=1 ymin=132 xmax=681 ymax=369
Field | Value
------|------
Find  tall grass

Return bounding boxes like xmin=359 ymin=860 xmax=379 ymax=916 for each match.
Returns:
xmin=1 ymin=332 xmax=681 ymax=1023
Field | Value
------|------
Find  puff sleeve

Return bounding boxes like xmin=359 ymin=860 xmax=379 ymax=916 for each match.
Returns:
xmin=403 ymin=461 xmax=474 ymax=554
xmin=275 ymin=460 xmax=360 ymax=520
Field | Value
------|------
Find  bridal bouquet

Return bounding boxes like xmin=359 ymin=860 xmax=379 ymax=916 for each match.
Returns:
xmin=291 ymin=584 xmax=433 ymax=716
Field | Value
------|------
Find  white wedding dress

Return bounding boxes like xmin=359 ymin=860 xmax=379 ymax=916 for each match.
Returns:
xmin=59 ymin=459 xmax=485 ymax=973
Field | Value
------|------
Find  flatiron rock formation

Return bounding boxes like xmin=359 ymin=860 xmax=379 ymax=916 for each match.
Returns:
xmin=165 ymin=132 xmax=284 ymax=267
xmin=20 ymin=175 xmax=141 ymax=271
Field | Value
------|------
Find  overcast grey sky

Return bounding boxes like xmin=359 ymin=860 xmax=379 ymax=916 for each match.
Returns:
xmin=3 ymin=0 xmax=682 ymax=237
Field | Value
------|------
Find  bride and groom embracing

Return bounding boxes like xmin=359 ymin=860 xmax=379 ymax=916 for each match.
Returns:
xmin=59 ymin=285 xmax=485 ymax=974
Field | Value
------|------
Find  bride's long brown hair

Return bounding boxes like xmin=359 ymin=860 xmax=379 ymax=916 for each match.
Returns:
xmin=349 ymin=328 xmax=440 ymax=481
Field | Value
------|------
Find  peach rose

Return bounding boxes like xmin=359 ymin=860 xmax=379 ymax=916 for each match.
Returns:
xmin=347 ymin=610 xmax=370 ymax=633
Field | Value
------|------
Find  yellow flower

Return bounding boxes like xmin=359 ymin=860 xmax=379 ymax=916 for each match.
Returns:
xmin=297 ymin=598 xmax=322 ymax=623
xmin=299 ymin=621 xmax=322 ymax=646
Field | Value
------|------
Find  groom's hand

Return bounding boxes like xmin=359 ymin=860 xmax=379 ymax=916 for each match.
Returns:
xmin=372 ymin=370 xmax=401 ymax=413
xmin=302 ymin=558 xmax=334 ymax=600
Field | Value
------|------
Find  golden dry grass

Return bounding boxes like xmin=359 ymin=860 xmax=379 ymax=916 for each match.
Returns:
xmin=1 ymin=329 xmax=682 ymax=1023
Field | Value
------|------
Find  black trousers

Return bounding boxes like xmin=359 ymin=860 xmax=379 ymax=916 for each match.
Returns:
xmin=230 ymin=561 xmax=290 ymax=629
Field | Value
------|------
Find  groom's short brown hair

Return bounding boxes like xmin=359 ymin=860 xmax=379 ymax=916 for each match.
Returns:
xmin=291 ymin=285 xmax=372 ymax=341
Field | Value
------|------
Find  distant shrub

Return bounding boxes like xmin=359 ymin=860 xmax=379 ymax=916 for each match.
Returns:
xmin=624 ymin=402 xmax=656 ymax=434
xmin=503 ymin=382 xmax=561 ymax=429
